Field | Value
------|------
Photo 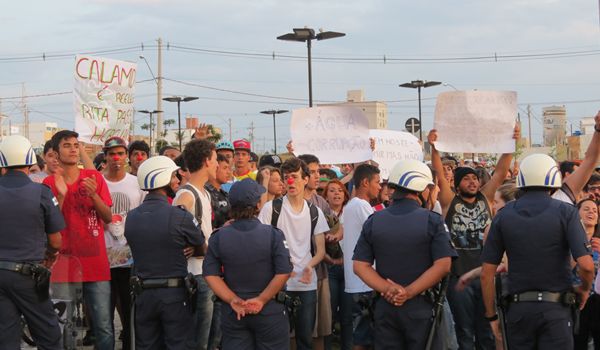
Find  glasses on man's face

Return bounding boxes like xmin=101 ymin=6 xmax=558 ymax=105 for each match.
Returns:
xmin=589 ymin=186 xmax=600 ymax=192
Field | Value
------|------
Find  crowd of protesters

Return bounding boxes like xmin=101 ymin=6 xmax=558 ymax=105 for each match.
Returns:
xmin=3 ymin=113 xmax=600 ymax=350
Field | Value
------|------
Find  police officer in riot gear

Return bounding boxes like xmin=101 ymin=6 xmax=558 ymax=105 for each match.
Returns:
xmin=203 ymin=178 xmax=293 ymax=350
xmin=0 ymin=135 xmax=65 ymax=349
xmin=353 ymin=159 xmax=457 ymax=350
xmin=125 ymin=156 xmax=205 ymax=350
xmin=481 ymin=153 xmax=595 ymax=349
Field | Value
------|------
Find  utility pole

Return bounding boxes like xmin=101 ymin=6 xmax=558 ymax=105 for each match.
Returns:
xmin=249 ymin=121 xmax=255 ymax=147
xmin=527 ymin=104 xmax=532 ymax=147
xmin=156 ymin=38 xmax=163 ymax=138
xmin=228 ymin=118 xmax=232 ymax=141
xmin=21 ymin=83 xmax=29 ymax=139
xmin=0 ymin=100 xmax=3 ymax=140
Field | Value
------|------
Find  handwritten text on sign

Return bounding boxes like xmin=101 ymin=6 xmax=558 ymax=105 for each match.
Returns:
xmin=74 ymin=55 xmax=136 ymax=144
xmin=291 ymin=106 xmax=372 ymax=164
xmin=370 ymin=129 xmax=423 ymax=180
xmin=433 ymin=90 xmax=517 ymax=154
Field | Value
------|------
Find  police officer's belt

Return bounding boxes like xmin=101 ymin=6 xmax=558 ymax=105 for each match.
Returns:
xmin=138 ymin=277 xmax=185 ymax=289
xmin=510 ymin=291 xmax=576 ymax=305
xmin=0 ymin=261 xmax=36 ymax=276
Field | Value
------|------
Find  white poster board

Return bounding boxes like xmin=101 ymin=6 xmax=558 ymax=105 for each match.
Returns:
xmin=291 ymin=106 xmax=372 ymax=164
xmin=74 ymin=55 xmax=136 ymax=144
xmin=433 ymin=91 xmax=517 ymax=153
xmin=370 ymin=129 xmax=423 ymax=180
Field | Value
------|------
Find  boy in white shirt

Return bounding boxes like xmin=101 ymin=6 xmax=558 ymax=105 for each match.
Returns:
xmin=259 ymin=157 xmax=328 ymax=350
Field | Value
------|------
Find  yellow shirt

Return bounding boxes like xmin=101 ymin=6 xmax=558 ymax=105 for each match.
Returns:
xmin=234 ymin=170 xmax=257 ymax=181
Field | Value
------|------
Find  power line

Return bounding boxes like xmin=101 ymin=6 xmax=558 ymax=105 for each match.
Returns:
xmin=3 ymin=41 xmax=600 ymax=64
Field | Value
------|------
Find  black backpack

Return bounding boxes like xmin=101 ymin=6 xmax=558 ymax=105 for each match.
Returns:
xmin=271 ymin=197 xmax=319 ymax=255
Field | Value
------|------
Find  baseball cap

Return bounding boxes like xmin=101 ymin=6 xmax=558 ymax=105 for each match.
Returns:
xmin=258 ymin=154 xmax=283 ymax=168
xmin=229 ymin=178 xmax=266 ymax=207
xmin=233 ymin=139 xmax=251 ymax=151
xmin=103 ymin=136 xmax=128 ymax=152
xmin=250 ymin=152 xmax=259 ymax=163
xmin=216 ymin=140 xmax=234 ymax=151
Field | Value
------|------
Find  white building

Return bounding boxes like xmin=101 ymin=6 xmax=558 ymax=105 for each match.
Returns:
xmin=542 ymin=106 xmax=567 ymax=147
xmin=319 ymin=90 xmax=388 ymax=129
xmin=11 ymin=122 xmax=59 ymax=149
xmin=580 ymin=117 xmax=595 ymax=135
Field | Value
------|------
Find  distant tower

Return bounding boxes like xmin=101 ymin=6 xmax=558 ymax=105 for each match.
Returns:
xmin=543 ymin=106 xmax=566 ymax=147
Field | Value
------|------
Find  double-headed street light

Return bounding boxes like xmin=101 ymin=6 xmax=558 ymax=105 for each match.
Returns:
xmin=277 ymin=28 xmax=345 ymax=107
xmin=138 ymin=109 xmax=162 ymax=155
xmin=399 ymin=80 xmax=441 ymax=141
xmin=162 ymin=96 xmax=199 ymax=151
xmin=260 ymin=109 xmax=288 ymax=154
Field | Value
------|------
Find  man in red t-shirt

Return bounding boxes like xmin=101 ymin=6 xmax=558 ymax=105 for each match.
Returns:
xmin=43 ymin=130 xmax=114 ymax=350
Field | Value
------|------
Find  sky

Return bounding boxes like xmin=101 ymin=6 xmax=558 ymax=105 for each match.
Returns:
xmin=1 ymin=0 xmax=600 ymax=153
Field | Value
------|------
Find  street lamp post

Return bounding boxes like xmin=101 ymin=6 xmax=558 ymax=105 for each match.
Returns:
xmin=277 ymin=28 xmax=345 ymax=107
xmin=399 ymin=80 xmax=441 ymax=141
xmin=163 ymin=96 xmax=199 ymax=151
xmin=138 ymin=110 xmax=162 ymax=155
xmin=260 ymin=110 xmax=288 ymax=153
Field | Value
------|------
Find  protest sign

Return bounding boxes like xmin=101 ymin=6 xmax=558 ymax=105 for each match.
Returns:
xmin=433 ymin=90 xmax=517 ymax=153
xmin=290 ymin=106 xmax=372 ymax=164
xmin=369 ymin=129 xmax=423 ymax=180
xmin=73 ymin=55 xmax=136 ymax=145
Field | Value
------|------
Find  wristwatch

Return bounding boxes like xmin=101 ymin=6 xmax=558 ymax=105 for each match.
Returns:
xmin=485 ymin=314 xmax=499 ymax=322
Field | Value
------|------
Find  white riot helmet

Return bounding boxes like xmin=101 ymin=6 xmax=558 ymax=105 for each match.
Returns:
xmin=137 ymin=156 xmax=180 ymax=191
xmin=388 ymin=159 xmax=434 ymax=192
xmin=517 ymin=153 xmax=561 ymax=189
xmin=0 ymin=135 xmax=36 ymax=168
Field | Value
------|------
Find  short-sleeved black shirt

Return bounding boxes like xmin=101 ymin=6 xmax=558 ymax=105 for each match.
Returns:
xmin=482 ymin=191 xmax=591 ymax=294
xmin=205 ymin=183 xmax=230 ymax=229
xmin=353 ymin=198 xmax=457 ymax=287
xmin=0 ymin=170 xmax=65 ymax=262
xmin=203 ymin=218 xmax=292 ymax=299
xmin=125 ymin=192 xmax=204 ymax=279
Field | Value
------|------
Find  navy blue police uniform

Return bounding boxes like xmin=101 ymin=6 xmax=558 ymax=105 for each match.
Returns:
xmin=0 ymin=170 xmax=65 ymax=349
xmin=353 ymin=198 xmax=457 ymax=350
xmin=125 ymin=192 xmax=205 ymax=350
xmin=482 ymin=191 xmax=591 ymax=349
xmin=203 ymin=179 xmax=293 ymax=350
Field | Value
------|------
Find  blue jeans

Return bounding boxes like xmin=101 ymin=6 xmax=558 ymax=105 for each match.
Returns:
xmin=83 ymin=281 xmax=114 ymax=350
xmin=208 ymin=299 xmax=222 ymax=349
xmin=325 ymin=264 xmax=352 ymax=350
xmin=287 ymin=290 xmax=317 ymax=350
xmin=193 ymin=275 xmax=215 ymax=350
xmin=446 ymin=276 xmax=494 ymax=350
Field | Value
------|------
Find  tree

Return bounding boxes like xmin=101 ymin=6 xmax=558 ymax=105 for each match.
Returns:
xmin=155 ymin=139 xmax=168 ymax=154
xmin=161 ymin=119 xmax=176 ymax=138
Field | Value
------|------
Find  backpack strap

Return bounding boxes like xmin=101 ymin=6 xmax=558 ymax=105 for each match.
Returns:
xmin=306 ymin=200 xmax=319 ymax=257
xmin=179 ymin=184 xmax=203 ymax=226
xmin=307 ymin=200 xmax=319 ymax=236
xmin=271 ymin=197 xmax=284 ymax=227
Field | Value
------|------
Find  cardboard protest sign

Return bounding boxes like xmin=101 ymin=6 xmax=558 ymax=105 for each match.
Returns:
xmin=369 ymin=129 xmax=423 ymax=180
xmin=433 ymin=91 xmax=517 ymax=153
xmin=291 ymin=106 xmax=372 ymax=164
xmin=74 ymin=55 xmax=136 ymax=144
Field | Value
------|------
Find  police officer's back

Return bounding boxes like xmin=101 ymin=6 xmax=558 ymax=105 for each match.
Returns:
xmin=481 ymin=153 xmax=595 ymax=350
xmin=0 ymin=135 xmax=65 ymax=349
xmin=353 ymin=160 xmax=457 ymax=350
xmin=125 ymin=156 xmax=205 ymax=350
xmin=203 ymin=178 xmax=293 ymax=350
